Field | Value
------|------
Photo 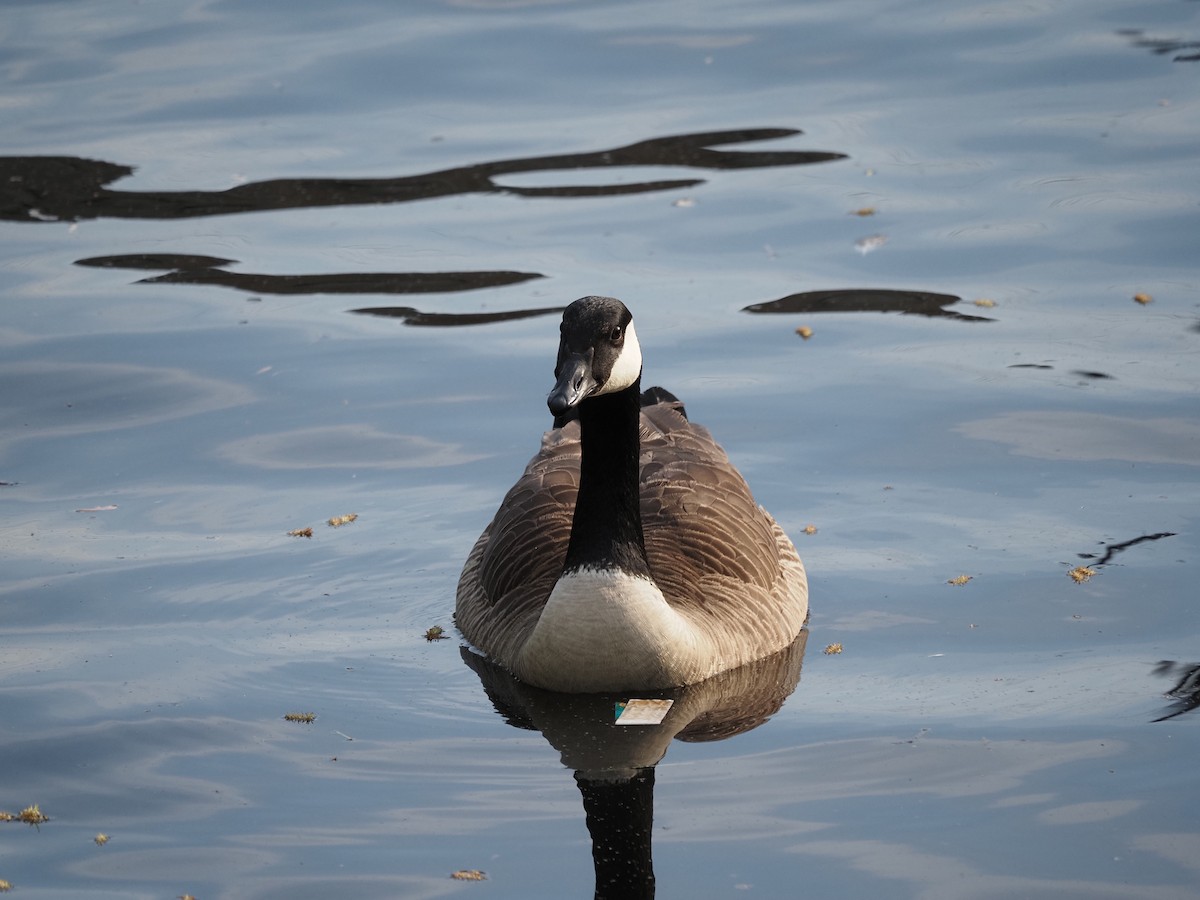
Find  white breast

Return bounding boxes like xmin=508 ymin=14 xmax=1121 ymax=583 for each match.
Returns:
xmin=513 ymin=567 xmax=710 ymax=692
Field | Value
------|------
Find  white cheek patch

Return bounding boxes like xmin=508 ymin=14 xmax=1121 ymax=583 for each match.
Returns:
xmin=596 ymin=320 xmax=642 ymax=395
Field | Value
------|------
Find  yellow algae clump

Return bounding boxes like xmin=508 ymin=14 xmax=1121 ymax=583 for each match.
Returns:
xmin=451 ymin=870 xmax=487 ymax=881
xmin=287 ymin=527 xmax=313 ymax=538
xmin=94 ymin=833 xmax=109 ymax=846
xmin=1133 ymin=292 xmax=1153 ymax=305
xmin=795 ymin=326 xmax=813 ymax=340
xmin=19 ymin=805 xmax=48 ymax=826
xmin=823 ymin=643 xmax=843 ymax=655
xmin=1068 ymin=566 xmax=1096 ymax=584
xmin=283 ymin=712 xmax=316 ymax=723
xmin=947 ymin=574 xmax=972 ymax=586
xmin=328 ymin=513 xmax=358 ymax=527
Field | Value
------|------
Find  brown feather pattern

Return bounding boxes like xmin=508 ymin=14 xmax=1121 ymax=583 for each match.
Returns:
xmin=455 ymin=397 xmax=809 ymax=681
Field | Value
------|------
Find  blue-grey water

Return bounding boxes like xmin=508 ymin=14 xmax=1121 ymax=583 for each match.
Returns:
xmin=2 ymin=1 xmax=1199 ymax=897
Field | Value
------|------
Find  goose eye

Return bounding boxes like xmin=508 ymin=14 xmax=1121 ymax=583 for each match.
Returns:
xmin=609 ymin=326 xmax=623 ymax=342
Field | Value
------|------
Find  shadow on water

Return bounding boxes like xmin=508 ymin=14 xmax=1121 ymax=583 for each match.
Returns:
xmin=743 ymin=288 xmax=984 ymax=322
xmin=1076 ymin=531 xmax=1177 ymax=567
xmin=71 ymin=250 xmax=976 ymax=326
xmin=74 ymin=254 xmax=543 ymax=296
xmin=73 ymin=253 xmax=563 ymax=325
xmin=1152 ymin=661 xmax=1200 ymax=722
xmin=1117 ymin=28 xmax=1200 ymax=62
xmin=30 ymin=128 xmax=848 ymax=322
xmin=461 ymin=631 xmax=808 ymax=899
xmin=1 ymin=128 xmax=845 ymax=223
xmin=348 ymin=305 xmax=565 ymax=326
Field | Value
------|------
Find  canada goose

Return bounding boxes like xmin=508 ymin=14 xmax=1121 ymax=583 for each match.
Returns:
xmin=456 ymin=296 xmax=808 ymax=692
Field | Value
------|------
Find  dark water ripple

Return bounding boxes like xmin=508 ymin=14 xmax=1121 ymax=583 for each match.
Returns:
xmin=743 ymin=288 xmax=985 ymax=322
xmin=1 ymin=128 xmax=845 ymax=224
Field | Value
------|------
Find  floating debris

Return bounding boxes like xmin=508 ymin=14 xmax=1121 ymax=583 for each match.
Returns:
xmin=850 ymin=206 xmax=876 ymax=216
xmin=94 ymin=833 xmax=109 ymax=846
xmin=0 ymin=880 xmax=11 ymax=892
xmin=973 ymin=298 xmax=996 ymax=308
xmin=947 ymin=574 xmax=972 ymax=586
xmin=795 ymin=325 xmax=813 ymax=340
xmin=451 ymin=870 xmax=487 ymax=881
xmin=615 ymin=698 xmax=673 ymax=725
xmin=287 ymin=527 xmax=313 ymax=538
xmin=179 ymin=895 xmax=197 ymax=900
xmin=75 ymin=505 xmax=118 ymax=512
xmin=671 ymin=197 xmax=696 ymax=208
xmin=823 ymin=643 xmax=843 ymax=655
xmin=802 ymin=524 xmax=818 ymax=535
xmin=1068 ymin=566 xmax=1096 ymax=584
xmin=1133 ymin=292 xmax=1153 ymax=305
xmin=327 ymin=513 xmax=358 ymax=528
xmin=424 ymin=625 xmax=449 ymax=642
xmin=18 ymin=805 xmax=48 ymax=826
xmin=283 ymin=712 xmax=316 ymax=724
xmin=854 ymin=233 xmax=888 ymax=255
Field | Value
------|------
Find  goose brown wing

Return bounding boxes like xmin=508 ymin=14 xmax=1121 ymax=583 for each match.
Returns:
xmin=457 ymin=399 xmax=807 ymax=666
xmin=637 ymin=401 xmax=783 ymax=599
xmin=456 ymin=422 xmax=580 ymax=660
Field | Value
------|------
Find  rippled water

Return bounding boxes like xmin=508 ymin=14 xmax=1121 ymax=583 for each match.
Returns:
xmin=3 ymin=0 xmax=1199 ymax=897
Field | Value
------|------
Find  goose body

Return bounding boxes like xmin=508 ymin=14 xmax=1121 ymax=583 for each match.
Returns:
xmin=455 ymin=296 xmax=808 ymax=692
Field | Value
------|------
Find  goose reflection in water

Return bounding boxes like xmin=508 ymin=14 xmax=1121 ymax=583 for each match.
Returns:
xmin=461 ymin=630 xmax=807 ymax=899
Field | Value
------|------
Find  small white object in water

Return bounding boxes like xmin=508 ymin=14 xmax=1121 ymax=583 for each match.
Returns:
xmin=854 ymin=233 xmax=888 ymax=255
xmin=615 ymin=698 xmax=673 ymax=725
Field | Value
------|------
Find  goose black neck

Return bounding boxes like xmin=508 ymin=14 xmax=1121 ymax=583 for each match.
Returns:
xmin=563 ymin=380 xmax=651 ymax=577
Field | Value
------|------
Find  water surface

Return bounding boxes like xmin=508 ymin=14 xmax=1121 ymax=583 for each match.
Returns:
xmin=2 ymin=0 xmax=1199 ymax=897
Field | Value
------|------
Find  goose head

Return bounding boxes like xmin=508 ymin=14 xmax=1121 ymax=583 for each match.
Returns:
xmin=547 ymin=296 xmax=643 ymax=417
